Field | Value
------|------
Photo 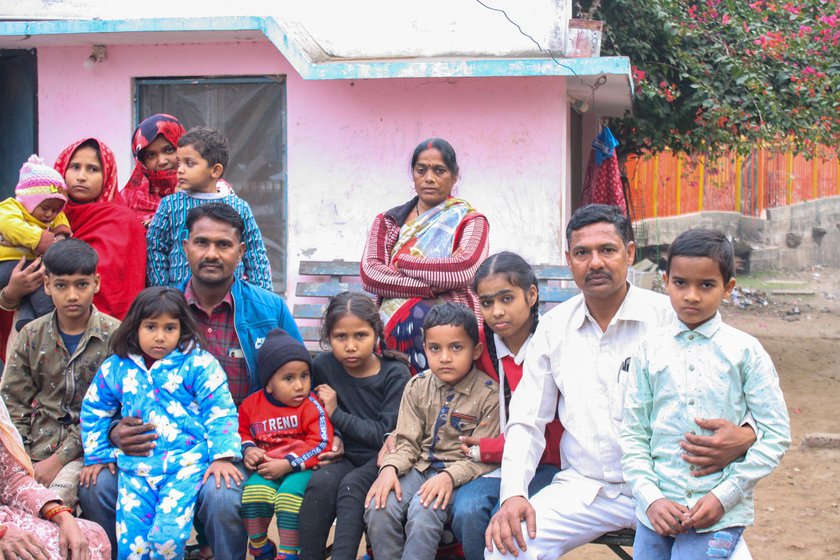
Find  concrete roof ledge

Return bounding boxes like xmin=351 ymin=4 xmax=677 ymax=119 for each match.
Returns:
xmin=0 ymin=13 xmax=633 ymax=115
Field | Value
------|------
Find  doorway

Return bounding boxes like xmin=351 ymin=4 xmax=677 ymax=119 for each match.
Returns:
xmin=0 ymin=49 xmax=37 ymax=199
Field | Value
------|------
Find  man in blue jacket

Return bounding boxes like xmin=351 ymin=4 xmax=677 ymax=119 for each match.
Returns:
xmin=79 ymin=203 xmax=301 ymax=560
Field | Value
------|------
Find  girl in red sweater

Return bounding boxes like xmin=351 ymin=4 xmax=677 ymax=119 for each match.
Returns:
xmin=451 ymin=252 xmax=564 ymax=560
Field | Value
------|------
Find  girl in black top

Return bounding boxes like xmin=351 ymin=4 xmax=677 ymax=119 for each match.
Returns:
xmin=298 ymin=292 xmax=410 ymax=560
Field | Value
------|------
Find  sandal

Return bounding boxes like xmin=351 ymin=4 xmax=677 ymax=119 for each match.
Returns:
xmin=184 ymin=544 xmax=214 ymax=560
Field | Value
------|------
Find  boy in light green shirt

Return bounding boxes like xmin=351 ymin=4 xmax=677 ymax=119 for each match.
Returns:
xmin=620 ymin=229 xmax=790 ymax=559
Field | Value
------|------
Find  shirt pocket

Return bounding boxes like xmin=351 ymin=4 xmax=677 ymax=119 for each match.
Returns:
xmin=74 ymin=359 xmax=103 ymax=399
xmin=448 ymin=412 xmax=479 ymax=434
xmin=610 ymin=361 xmax=633 ymax=423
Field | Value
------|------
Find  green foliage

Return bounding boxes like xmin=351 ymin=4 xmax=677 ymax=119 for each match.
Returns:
xmin=597 ymin=0 xmax=839 ymax=159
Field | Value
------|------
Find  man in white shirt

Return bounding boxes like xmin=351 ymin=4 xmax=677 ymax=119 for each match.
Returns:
xmin=484 ymin=204 xmax=757 ymax=559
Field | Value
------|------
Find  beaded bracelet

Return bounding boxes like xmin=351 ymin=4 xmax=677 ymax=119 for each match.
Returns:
xmin=0 ymin=525 xmax=7 ymax=539
xmin=43 ymin=505 xmax=63 ymax=519
xmin=44 ymin=505 xmax=73 ymax=521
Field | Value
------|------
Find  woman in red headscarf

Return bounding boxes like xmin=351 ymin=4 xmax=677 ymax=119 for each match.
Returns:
xmin=117 ymin=114 xmax=186 ymax=226
xmin=54 ymin=138 xmax=146 ymax=320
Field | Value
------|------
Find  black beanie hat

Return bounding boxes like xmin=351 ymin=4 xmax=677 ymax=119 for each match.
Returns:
xmin=257 ymin=328 xmax=312 ymax=387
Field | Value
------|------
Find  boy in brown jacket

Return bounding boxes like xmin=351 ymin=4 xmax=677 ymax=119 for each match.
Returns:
xmin=365 ymin=302 xmax=500 ymax=559
xmin=1 ymin=239 xmax=119 ymax=508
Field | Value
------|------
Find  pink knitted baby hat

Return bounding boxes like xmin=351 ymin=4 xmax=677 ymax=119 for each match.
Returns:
xmin=15 ymin=154 xmax=68 ymax=214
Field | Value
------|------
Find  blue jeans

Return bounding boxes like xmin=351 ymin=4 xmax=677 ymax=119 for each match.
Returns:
xmin=634 ymin=522 xmax=744 ymax=559
xmin=451 ymin=464 xmax=559 ymax=560
xmin=78 ymin=462 xmax=248 ymax=560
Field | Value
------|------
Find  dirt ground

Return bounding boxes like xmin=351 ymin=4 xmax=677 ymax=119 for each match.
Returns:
xmin=568 ymin=266 xmax=840 ymax=559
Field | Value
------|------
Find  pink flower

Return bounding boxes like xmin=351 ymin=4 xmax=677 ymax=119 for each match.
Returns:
xmin=783 ymin=3 xmax=800 ymax=15
xmin=631 ymin=66 xmax=647 ymax=86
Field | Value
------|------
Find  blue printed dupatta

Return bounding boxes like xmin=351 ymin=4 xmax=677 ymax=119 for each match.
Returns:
xmin=379 ymin=197 xmax=477 ymax=373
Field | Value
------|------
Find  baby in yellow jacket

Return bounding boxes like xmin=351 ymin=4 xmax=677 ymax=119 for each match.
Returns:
xmin=0 ymin=154 xmax=72 ymax=329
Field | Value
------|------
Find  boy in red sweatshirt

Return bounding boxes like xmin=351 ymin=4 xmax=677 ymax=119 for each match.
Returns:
xmin=238 ymin=328 xmax=334 ymax=560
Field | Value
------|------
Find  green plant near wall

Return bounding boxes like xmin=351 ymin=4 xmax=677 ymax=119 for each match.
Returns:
xmin=597 ymin=0 xmax=839 ymax=161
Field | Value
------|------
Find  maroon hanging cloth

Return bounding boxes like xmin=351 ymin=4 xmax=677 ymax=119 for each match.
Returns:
xmin=581 ymin=126 xmax=627 ymax=215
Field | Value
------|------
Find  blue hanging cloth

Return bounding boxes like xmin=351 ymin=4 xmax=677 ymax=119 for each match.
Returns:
xmin=592 ymin=126 xmax=619 ymax=166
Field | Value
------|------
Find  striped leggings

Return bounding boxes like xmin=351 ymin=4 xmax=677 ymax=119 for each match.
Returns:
xmin=240 ymin=471 xmax=312 ymax=555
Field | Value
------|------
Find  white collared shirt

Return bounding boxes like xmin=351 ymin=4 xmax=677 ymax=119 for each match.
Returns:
xmin=499 ymin=284 xmax=673 ymax=503
xmin=493 ymin=331 xmax=531 ymax=430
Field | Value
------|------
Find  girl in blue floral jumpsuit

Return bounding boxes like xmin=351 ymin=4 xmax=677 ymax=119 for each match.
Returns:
xmin=81 ymin=287 xmax=241 ymax=560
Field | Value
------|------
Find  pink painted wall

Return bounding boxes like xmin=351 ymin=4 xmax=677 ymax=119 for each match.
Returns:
xmin=37 ymin=40 xmax=569 ymax=301
xmin=38 ymin=41 xmax=298 ymax=176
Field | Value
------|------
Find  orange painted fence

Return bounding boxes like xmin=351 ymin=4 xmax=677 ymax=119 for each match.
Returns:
xmin=625 ymin=148 xmax=840 ymax=220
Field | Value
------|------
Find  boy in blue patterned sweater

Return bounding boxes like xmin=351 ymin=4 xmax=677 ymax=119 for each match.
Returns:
xmin=146 ymin=127 xmax=272 ymax=290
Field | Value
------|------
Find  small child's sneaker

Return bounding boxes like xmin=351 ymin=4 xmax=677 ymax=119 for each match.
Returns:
xmin=274 ymin=554 xmax=300 ymax=560
xmin=248 ymin=541 xmax=276 ymax=560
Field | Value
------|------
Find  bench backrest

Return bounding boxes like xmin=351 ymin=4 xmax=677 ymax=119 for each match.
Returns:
xmin=293 ymin=260 xmax=580 ymax=348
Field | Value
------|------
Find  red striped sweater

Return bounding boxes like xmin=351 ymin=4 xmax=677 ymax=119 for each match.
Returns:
xmin=360 ymin=196 xmax=489 ymax=319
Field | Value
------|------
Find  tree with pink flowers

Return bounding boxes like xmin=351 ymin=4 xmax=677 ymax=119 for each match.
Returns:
xmin=592 ymin=0 xmax=838 ymax=160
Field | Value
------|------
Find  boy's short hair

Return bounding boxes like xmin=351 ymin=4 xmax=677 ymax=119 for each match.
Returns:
xmin=43 ymin=238 xmax=98 ymax=276
xmin=422 ymin=302 xmax=479 ymax=345
xmin=565 ymin=204 xmax=633 ymax=248
xmin=666 ymin=228 xmax=735 ymax=283
xmin=178 ymin=127 xmax=229 ymax=171
xmin=185 ymin=203 xmax=245 ymax=242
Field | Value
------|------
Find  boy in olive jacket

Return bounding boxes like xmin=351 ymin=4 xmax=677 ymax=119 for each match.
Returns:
xmin=1 ymin=239 xmax=118 ymax=508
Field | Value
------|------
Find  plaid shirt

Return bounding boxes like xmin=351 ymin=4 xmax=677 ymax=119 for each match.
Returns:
xmin=185 ymin=282 xmax=250 ymax=406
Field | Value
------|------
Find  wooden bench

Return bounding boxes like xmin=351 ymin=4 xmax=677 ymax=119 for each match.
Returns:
xmin=293 ymin=260 xmax=369 ymax=350
xmin=293 ymin=259 xmax=580 ymax=349
xmin=591 ymin=529 xmax=634 ymax=559
xmin=297 ymin=261 xmax=632 ymax=558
